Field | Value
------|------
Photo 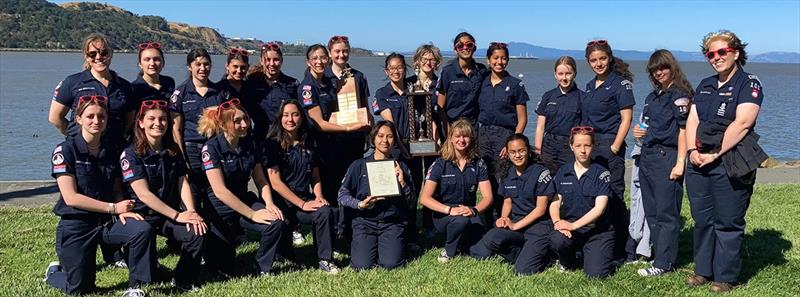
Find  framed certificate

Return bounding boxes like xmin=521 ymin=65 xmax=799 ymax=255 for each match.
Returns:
xmin=365 ymin=159 xmax=401 ymax=198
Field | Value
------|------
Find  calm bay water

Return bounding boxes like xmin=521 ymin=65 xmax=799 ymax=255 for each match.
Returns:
xmin=1 ymin=51 xmax=798 ymax=180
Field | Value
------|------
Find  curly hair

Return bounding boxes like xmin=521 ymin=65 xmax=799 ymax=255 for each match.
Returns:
xmin=701 ymin=29 xmax=748 ymax=66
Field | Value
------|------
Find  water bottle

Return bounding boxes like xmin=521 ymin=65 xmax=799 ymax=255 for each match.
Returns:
xmin=635 ymin=116 xmax=650 ymax=146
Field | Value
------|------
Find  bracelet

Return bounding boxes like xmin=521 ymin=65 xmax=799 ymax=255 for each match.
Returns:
xmin=172 ymin=211 xmax=180 ymax=221
xmin=446 ymin=206 xmax=452 ymax=215
xmin=108 ymin=203 xmax=115 ymax=215
xmin=301 ymin=201 xmax=306 ymax=209
xmin=687 ymin=148 xmax=697 ymax=155
xmin=553 ymin=219 xmax=561 ymax=224
xmin=470 ymin=207 xmax=478 ymax=216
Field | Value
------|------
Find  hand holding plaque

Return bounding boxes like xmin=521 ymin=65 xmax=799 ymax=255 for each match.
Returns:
xmin=330 ymin=68 xmax=369 ymax=127
xmin=365 ymin=159 xmax=401 ymax=198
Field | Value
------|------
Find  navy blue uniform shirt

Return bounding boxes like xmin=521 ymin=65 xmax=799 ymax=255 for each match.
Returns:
xmin=216 ymin=78 xmax=247 ymax=102
xmin=52 ymin=69 xmax=135 ymax=141
xmin=498 ymin=164 xmax=555 ymax=221
xmin=338 ymin=156 xmax=414 ymax=221
xmin=299 ymin=71 xmax=338 ymax=121
xmin=436 ymin=59 xmax=488 ymax=123
xmin=554 ymin=163 xmax=612 ymax=225
xmin=425 ymin=157 xmax=489 ymax=206
xmin=581 ymin=72 xmax=636 ymax=135
xmin=477 ymin=73 xmax=530 ymax=129
xmin=535 ymin=84 xmax=583 ymax=137
xmin=202 ymin=134 xmax=260 ymax=217
xmin=120 ymin=145 xmax=189 ymax=218
xmin=169 ymin=79 xmax=230 ymax=143
xmin=51 ymin=136 xmax=121 ymax=218
xmin=244 ymin=72 xmax=299 ymax=139
xmin=262 ymin=139 xmax=318 ymax=200
xmin=131 ymin=74 xmax=175 ymax=105
xmin=693 ymin=67 xmax=763 ymax=123
xmin=372 ymin=79 xmax=412 ymax=140
xmin=642 ymin=86 xmax=691 ymax=147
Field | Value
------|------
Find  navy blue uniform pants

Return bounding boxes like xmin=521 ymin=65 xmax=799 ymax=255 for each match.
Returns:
xmin=318 ymin=135 xmax=365 ymax=241
xmin=686 ymin=161 xmax=752 ymax=283
xmin=433 ymin=215 xmax=485 ymax=257
xmin=550 ymin=224 xmax=615 ymax=278
xmin=184 ymin=142 xmax=209 ymax=208
xmin=638 ymin=146 xmax=683 ymax=270
xmin=540 ymin=133 xmax=573 ymax=173
xmin=350 ymin=217 xmax=406 ymax=270
xmin=592 ymin=136 xmax=636 ymax=260
xmin=470 ymin=220 xmax=552 ymax=275
xmin=151 ymin=218 xmax=205 ymax=286
xmin=48 ymin=217 xmax=155 ymax=294
xmin=478 ymin=124 xmax=514 ymax=225
xmin=285 ymin=205 xmax=334 ymax=261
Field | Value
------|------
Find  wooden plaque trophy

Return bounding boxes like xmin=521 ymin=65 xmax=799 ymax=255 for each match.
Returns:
xmin=330 ymin=67 xmax=369 ymax=126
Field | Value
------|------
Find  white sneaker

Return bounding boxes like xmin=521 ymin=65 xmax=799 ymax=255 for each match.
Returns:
xmin=42 ymin=261 xmax=60 ymax=282
xmin=638 ymin=266 xmax=668 ymax=277
xmin=437 ymin=250 xmax=451 ymax=263
xmin=292 ymin=231 xmax=305 ymax=245
xmin=318 ymin=260 xmax=340 ymax=274
xmin=121 ymin=287 xmax=146 ymax=297
xmin=113 ymin=260 xmax=128 ymax=269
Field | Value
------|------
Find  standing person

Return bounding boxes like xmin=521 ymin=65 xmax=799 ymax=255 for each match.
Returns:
xmin=581 ymin=40 xmax=636 ymax=263
xmin=263 ymin=100 xmax=340 ymax=274
xmin=534 ymin=56 xmax=582 ymax=172
xmin=169 ymin=49 xmax=229 ymax=204
xmin=131 ymin=41 xmax=175 ymax=108
xmin=477 ymin=42 xmax=530 ymax=224
xmin=48 ymin=33 xmax=136 ymax=144
xmin=338 ymin=121 xmax=415 ymax=270
xmin=245 ymin=42 xmax=299 ymax=142
xmin=420 ymin=119 xmax=492 ymax=262
xmin=408 ymin=44 xmax=444 ymax=240
xmin=43 ymin=96 xmax=154 ymax=297
xmin=469 ymin=134 xmax=555 ymax=275
xmin=685 ymin=30 xmax=765 ymax=292
xmin=549 ymin=126 xmax=615 ymax=278
xmin=632 ymin=49 xmax=693 ymax=277
xmin=300 ymin=44 xmax=370 ymax=238
xmin=436 ymin=32 xmax=487 ymax=131
xmin=198 ymin=99 xmax=286 ymax=276
xmin=218 ymin=47 xmax=250 ymax=101
xmin=120 ymin=100 xmax=207 ymax=290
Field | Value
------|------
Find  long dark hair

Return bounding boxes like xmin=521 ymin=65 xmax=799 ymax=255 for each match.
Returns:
xmin=585 ymin=41 xmax=633 ymax=82
xmin=646 ymin=49 xmax=694 ymax=97
xmin=266 ymin=99 xmax=313 ymax=150
xmin=498 ymin=133 xmax=534 ymax=179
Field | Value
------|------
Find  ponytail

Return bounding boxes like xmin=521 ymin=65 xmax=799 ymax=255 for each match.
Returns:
xmin=197 ymin=107 xmax=221 ymax=138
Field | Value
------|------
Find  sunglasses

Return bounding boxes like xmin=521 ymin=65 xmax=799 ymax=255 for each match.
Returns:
xmin=586 ymin=40 xmax=608 ymax=46
xmin=217 ymin=98 xmax=242 ymax=120
xmin=330 ymin=35 xmax=349 ymax=43
xmin=138 ymin=41 xmax=161 ymax=51
xmin=571 ymin=126 xmax=595 ymax=135
xmin=78 ymin=95 xmax=108 ymax=105
xmin=86 ymin=49 xmax=110 ymax=58
xmin=490 ymin=42 xmax=508 ymax=48
xmin=261 ymin=42 xmax=281 ymax=51
xmin=456 ymin=41 xmax=475 ymax=51
xmin=139 ymin=99 xmax=168 ymax=115
xmin=228 ymin=48 xmax=249 ymax=57
xmin=705 ymin=47 xmax=735 ymax=60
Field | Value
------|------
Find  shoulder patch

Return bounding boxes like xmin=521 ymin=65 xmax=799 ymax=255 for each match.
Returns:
xmin=170 ymin=90 xmax=180 ymax=103
xmin=53 ymin=145 xmax=62 ymax=153
xmin=621 ymin=79 xmax=633 ymax=90
xmin=201 ymin=151 xmax=211 ymax=162
xmin=120 ymin=150 xmax=126 ymax=159
xmin=599 ymin=170 xmax=611 ymax=183
xmin=302 ymin=90 xmax=313 ymax=105
xmin=372 ymin=100 xmax=380 ymax=112
xmin=747 ymin=74 xmax=762 ymax=85
xmin=674 ymin=97 xmax=690 ymax=115
xmin=52 ymin=153 xmax=64 ymax=165
xmin=538 ymin=169 xmax=551 ymax=183
xmin=52 ymin=80 xmax=63 ymax=100
xmin=302 ymin=85 xmax=312 ymax=91
xmin=120 ymin=159 xmax=130 ymax=170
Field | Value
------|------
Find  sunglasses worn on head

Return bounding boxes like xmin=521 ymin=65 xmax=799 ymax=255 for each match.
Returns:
xmin=456 ymin=41 xmax=475 ymax=51
xmin=228 ymin=48 xmax=249 ymax=57
xmin=330 ymin=35 xmax=349 ymax=43
xmin=705 ymin=47 xmax=735 ymax=60
xmin=490 ymin=42 xmax=508 ymax=48
xmin=262 ymin=42 xmax=280 ymax=51
xmin=139 ymin=99 xmax=168 ymax=115
xmin=86 ymin=49 xmax=110 ymax=58
xmin=79 ymin=95 xmax=108 ymax=105
xmin=586 ymin=40 xmax=608 ymax=46
xmin=571 ymin=126 xmax=595 ymax=135
xmin=217 ymin=98 xmax=241 ymax=120
xmin=138 ymin=41 xmax=161 ymax=51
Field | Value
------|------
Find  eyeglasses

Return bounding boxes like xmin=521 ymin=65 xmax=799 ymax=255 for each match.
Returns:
xmin=261 ymin=42 xmax=280 ymax=51
xmin=586 ymin=40 xmax=608 ymax=46
xmin=228 ymin=48 xmax=249 ymax=57
xmin=139 ymin=99 xmax=167 ymax=115
xmin=571 ymin=126 xmax=595 ymax=135
xmin=78 ymin=95 xmax=108 ymax=105
xmin=456 ymin=41 xmax=475 ymax=51
xmin=138 ymin=41 xmax=161 ymax=51
xmin=420 ymin=57 xmax=437 ymax=65
xmin=705 ymin=47 xmax=735 ymax=60
xmin=86 ymin=49 xmax=110 ymax=58
xmin=387 ymin=66 xmax=405 ymax=73
xmin=330 ymin=35 xmax=349 ymax=43
xmin=310 ymin=55 xmax=330 ymax=62
xmin=490 ymin=42 xmax=508 ymax=48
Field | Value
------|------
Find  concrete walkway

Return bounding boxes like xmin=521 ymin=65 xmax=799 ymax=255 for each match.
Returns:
xmin=2 ymin=167 xmax=798 ymax=207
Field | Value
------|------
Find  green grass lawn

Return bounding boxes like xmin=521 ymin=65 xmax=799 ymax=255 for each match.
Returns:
xmin=2 ymin=184 xmax=799 ymax=296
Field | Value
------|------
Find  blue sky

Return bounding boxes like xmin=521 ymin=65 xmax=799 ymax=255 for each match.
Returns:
xmin=51 ymin=0 xmax=800 ymax=54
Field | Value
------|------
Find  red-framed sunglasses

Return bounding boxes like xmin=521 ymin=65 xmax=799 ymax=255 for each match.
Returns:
xmin=217 ymin=98 xmax=242 ymax=120
xmin=138 ymin=41 xmax=161 ymax=51
xmin=261 ymin=42 xmax=281 ymax=51
xmin=705 ymin=47 xmax=735 ymax=60
xmin=330 ymin=35 xmax=349 ymax=43
xmin=571 ymin=126 xmax=595 ymax=135
xmin=587 ymin=39 xmax=608 ymax=46
xmin=456 ymin=41 xmax=475 ymax=51
xmin=490 ymin=42 xmax=508 ymax=48
xmin=228 ymin=48 xmax=249 ymax=56
xmin=139 ymin=99 xmax=168 ymax=115
xmin=78 ymin=95 xmax=108 ymax=105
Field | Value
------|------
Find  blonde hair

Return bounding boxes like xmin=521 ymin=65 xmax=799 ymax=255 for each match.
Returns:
xmin=412 ymin=44 xmax=443 ymax=71
xmin=701 ymin=29 xmax=748 ymax=66
xmin=440 ymin=119 xmax=478 ymax=162
xmin=82 ymin=33 xmax=113 ymax=70
xmin=197 ymin=105 xmax=250 ymax=138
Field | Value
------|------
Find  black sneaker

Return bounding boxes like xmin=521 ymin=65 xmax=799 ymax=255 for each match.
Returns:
xmin=171 ymin=278 xmax=199 ymax=292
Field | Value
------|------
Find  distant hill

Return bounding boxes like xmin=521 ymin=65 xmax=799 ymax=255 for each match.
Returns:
xmin=443 ymin=41 xmax=799 ymax=64
xmin=0 ymin=0 xmax=373 ymax=55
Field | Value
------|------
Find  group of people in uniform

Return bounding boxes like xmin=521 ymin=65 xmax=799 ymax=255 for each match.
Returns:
xmin=42 ymin=29 xmax=764 ymax=296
